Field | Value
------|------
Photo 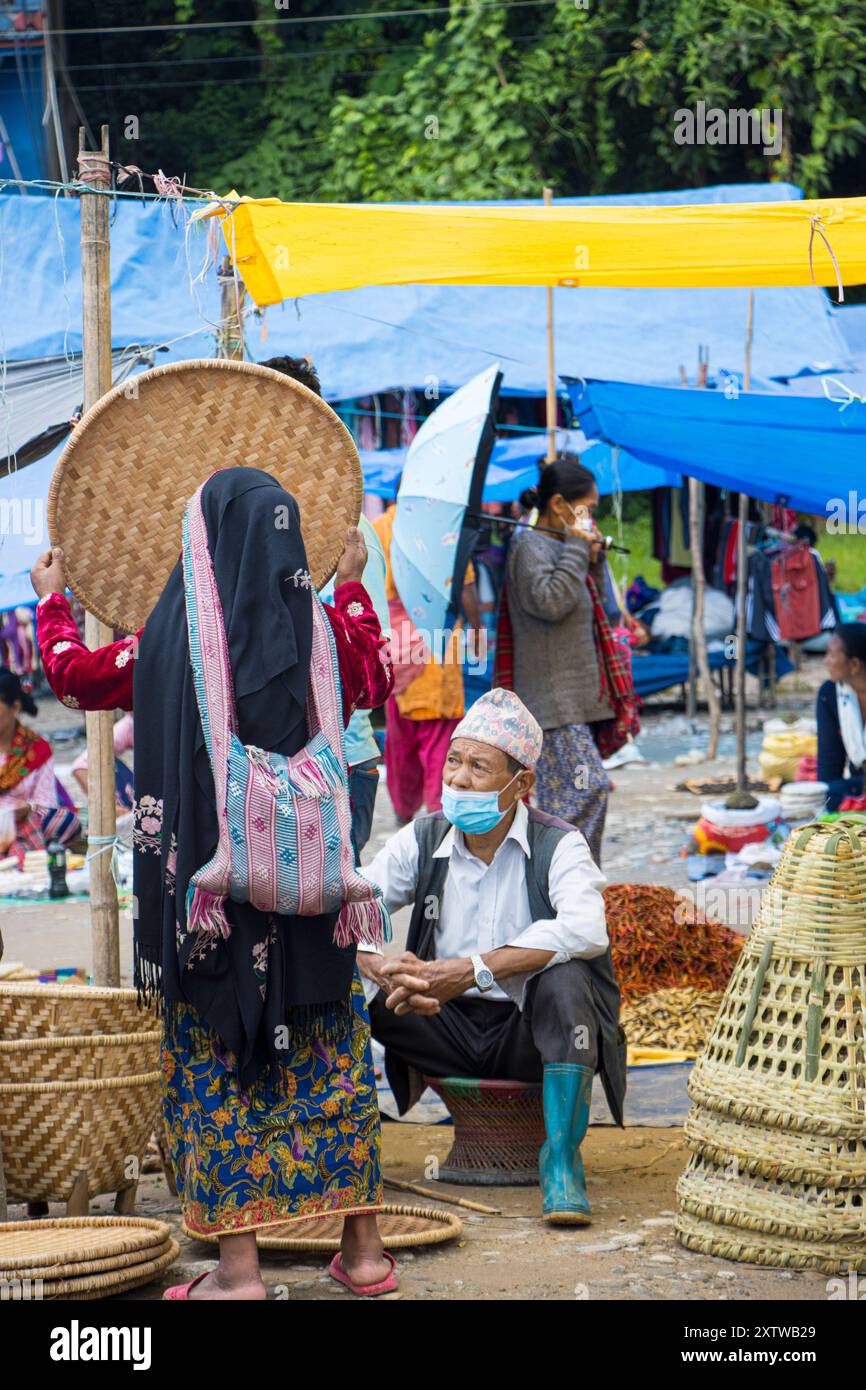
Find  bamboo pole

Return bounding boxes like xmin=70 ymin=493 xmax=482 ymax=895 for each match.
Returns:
xmin=217 ymin=254 xmax=246 ymax=361
xmin=730 ymin=291 xmax=755 ymax=804
xmin=79 ymin=126 xmax=120 ymax=986
xmin=543 ymin=186 xmax=556 ymax=462
xmin=688 ymin=476 xmax=720 ymax=757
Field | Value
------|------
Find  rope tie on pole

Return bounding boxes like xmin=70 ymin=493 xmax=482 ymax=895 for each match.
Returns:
xmin=808 ymin=213 xmax=845 ymax=304
xmin=86 ymin=833 xmax=122 ymax=889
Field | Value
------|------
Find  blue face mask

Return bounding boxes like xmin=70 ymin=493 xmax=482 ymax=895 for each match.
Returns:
xmin=441 ymin=772 xmax=520 ymax=835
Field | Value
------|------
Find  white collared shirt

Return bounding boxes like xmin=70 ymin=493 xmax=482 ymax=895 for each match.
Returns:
xmin=359 ymin=801 xmax=609 ymax=1007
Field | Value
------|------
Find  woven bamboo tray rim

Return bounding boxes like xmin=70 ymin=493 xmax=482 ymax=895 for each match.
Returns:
xmin=0 ymin=983 xmax=140 ymax=1002
xmin=677 ymin=1159 xmax=866 ymax=1244
xmin=0 ymin=1030 xmax=161 ymax=1053
xmin=1 ymin=1238 xmax=174 ymax=1283
xmin=39 ymin=1240 xmax=180 ymax=1300
xmin=0 ymin=1216 xmax=172 ymax=1269
xmin=684 ymin=1107 xmax=866 ymax=1188
xmin=0 ymin=1069 xmax=161 ymax=1096
xmin=183 ymin=1203 xmax=463 ymax=1251
xmin=676 ymin=1210 xmax=866 ymax=1272
xmin=47 ymin=359 xmax=363 ymax=634
xmin=0 ymin=982 xmax=155 ymax=1040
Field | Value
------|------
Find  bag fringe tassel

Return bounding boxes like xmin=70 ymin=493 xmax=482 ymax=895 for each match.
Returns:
xmin=186 ymin=882 xmax=232 ymax=939
xmin=334 ymin=896 xmax=392 ymax=949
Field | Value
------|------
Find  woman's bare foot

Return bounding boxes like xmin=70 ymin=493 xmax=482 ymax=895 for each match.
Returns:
xmin=187 ymin=1267 xmax=267 ymax=1301
xmin=186 ymin=1232 xmax=267 ymax=1300
xmin=339 ymin=1213 xmax=393 ymax=1287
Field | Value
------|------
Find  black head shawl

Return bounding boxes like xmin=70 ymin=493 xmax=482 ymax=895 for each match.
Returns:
xmin=133 ymin=467 xmax=356 ymax=1088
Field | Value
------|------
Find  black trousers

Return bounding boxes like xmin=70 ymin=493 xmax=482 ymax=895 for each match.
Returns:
xmin=368 ymin=958 xmax=600 ymax=1089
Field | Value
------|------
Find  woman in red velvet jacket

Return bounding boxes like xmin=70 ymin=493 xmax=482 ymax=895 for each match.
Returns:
xmin=30 ymin=530 xmax=396 ymax=1299
xmin=31 ymin=536 xmax=393 ymax=724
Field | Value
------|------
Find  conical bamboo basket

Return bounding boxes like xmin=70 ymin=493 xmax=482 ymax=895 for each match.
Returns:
xmin=676 ymin=818 xmax=866 ymax=1269
xmin=687 ymin=821 xmax=866 ymax=1136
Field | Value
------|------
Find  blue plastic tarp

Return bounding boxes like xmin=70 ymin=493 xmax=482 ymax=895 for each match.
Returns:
xmin=630 ymin=641 xmax=792 ymax=699
xmin=360 ymin=431 xmax=678 ymax=500
xmin=0 ymin=182 xmax=855 ymax=400
xmin=566 ymin=376 xmax=866 ymax=517
xmin=0 ymin=445 xmax=61 ymax=605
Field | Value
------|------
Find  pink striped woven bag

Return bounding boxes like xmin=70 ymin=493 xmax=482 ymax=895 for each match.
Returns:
xmin=182 ymin=481 xmax=390 ymax=949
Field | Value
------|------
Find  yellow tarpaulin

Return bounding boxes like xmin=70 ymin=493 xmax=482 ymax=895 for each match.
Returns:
xmin=198 ymin=193 xmax=866 ymax=305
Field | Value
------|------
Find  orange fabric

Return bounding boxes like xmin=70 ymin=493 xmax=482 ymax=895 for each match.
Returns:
xmin=373 ymin=507 xmax=470 ymax=721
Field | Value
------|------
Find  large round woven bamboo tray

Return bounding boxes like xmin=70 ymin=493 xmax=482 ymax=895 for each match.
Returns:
xmin=0 ymin=1215 xmax=173 ymax=1271
xmin=0 ymin=982 xmax=155 ymax=1039
xmin=0 ymin=1030 xmax=161 ymax=1085
xmin=47 ymin=359 xmax=363 ymax=634
xmin=676 ymin=1209 xmax=866 ymax=1273
xmin=677 ymin=1151 xmax=866 ymax=1245
xmin=2 ymin=1239 xmax=176 ymax=1284
xmin=184 ymin=1203 xmax=462 ymax=1251
xmin=38 ymin=1241 xmax=180 ymax=1300
xmin=684 ymin=1106 xmax=866 ymax=1188
xmin=0 ymin=1071 xmax=161 ymax=1204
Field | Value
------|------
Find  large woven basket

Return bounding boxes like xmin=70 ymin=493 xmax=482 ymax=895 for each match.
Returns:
xmin=687 ymin=821 xmax=866 ymax=1137
xmin=0 ymin=983 xmax=155 ymax=1039
xmin=676 ymin=819 xmax=866 ymax=1270
xmin=677 ymin=1150 xmax=866 ymax=1245
xmin=676 ymin=1209 xmax=866 ymax=1274
xmin=0 ymin=982 xmax=161 ymax=1206
xmin=0 ymin=1031 xmax=161 ymax=1086
xmin=684 ymin=1106 xmax=866 ymax=1189
xmin=0 ymin=1072 xmax=162 ymax=1204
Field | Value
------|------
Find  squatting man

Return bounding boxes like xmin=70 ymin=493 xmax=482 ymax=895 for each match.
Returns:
xmin=358 ymin=687 xmax=624 ymax=1223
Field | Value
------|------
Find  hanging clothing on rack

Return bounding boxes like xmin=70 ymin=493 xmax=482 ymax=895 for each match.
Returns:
xmin=358 ymin=396 xmax=382 ymax=452
xmin=771 ymin=543 xmax=821 ymax=642
xmin=400 ymin=390 xmax=418 ymax=446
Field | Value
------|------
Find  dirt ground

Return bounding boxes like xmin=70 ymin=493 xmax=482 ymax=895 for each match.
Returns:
xmin=1 ymin=657 xmax=835 ymax=1300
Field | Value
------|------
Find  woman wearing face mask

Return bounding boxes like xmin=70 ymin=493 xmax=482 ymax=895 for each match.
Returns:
xmin=505 ymin=456 xmax=612 ymax=864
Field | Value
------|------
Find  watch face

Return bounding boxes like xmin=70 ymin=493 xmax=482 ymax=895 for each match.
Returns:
xmin=476 ymin=968 xmax=495 ymax=989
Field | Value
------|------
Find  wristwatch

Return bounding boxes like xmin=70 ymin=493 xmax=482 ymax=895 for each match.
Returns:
xmin=471 ymin=953 xmax=496 ymax=993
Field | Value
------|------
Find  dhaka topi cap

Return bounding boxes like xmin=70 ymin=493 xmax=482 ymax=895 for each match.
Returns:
xmin=451 ymin=687 xmax=543 ymax=769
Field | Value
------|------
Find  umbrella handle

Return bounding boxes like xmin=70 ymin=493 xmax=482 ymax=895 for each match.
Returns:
xmin=464 ymin=510 xmax=629 ymax=554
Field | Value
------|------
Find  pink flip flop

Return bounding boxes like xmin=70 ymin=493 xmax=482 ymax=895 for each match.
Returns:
xmin=328 ymin=1251 xmax=398 ymax=1297
xmin=162 ymin=1271 xmax=211 ymax=1301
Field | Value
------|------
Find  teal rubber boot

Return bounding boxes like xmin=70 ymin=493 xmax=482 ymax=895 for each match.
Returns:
xmin=539 ymin=1063 xmax=593 ymax=1225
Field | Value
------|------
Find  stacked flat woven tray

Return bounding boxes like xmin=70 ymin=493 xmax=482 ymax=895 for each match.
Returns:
xmin=676 ymin=818 xmax=866 ymax=1272
xmin=0 ymin=1217 xmax=179 ymax=1299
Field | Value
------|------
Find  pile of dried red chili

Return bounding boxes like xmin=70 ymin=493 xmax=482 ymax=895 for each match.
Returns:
xmin=603 ymin=883 xmax=743 ymax=1001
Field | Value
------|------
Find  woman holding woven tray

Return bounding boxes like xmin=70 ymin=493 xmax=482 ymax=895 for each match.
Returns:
xmin=32 ymin=468 xmax=397 ymax=1300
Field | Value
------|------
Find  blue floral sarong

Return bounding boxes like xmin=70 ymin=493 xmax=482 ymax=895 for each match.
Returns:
xmin=162 ymin=970 xmax=383 ymax=1236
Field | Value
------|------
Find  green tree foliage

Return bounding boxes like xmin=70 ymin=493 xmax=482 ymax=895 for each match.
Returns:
xmin=64 ymin=0 xmax=866 ymax=201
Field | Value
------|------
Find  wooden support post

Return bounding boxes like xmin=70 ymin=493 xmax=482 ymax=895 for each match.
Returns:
xmin=688 ymin=476 xmax=720 ymax=757
xmin=543 ymin=186 xmax=556 ymax=463
xmin=731 ymin=290 xmax=755 ymax=798
xmin=734 ymin=489 xmax=749 ymax=792
xmin=79 ymin=126 xmax=120 ymax=987
xmin=217 ymin=254 xmax=246 ymax=361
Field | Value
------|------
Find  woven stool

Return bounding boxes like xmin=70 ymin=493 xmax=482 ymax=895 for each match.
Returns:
xmin=424 ymin=1077 xmax=545 ymax=1186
